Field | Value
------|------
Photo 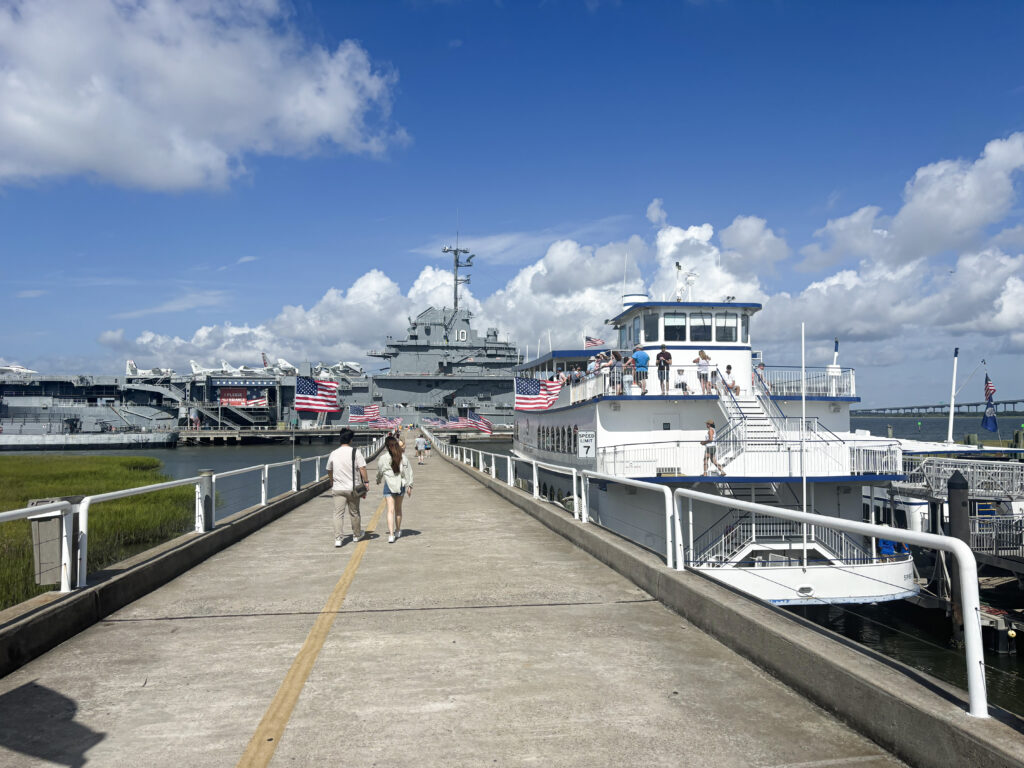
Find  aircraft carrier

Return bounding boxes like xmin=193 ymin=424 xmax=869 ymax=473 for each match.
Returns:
xmin=0 ymin=245 xmax=519 ymax=446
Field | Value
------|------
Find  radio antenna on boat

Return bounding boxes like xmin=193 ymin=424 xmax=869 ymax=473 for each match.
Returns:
xmin=674 ymin=262 xmax=699 ymax=301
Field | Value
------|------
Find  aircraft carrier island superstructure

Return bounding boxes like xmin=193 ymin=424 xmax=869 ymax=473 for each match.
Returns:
xmin=359 ymin=304 xmax=520 ymax=424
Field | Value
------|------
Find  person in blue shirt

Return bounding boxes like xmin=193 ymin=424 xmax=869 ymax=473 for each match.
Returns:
xmin=631 ymin=344 xmax=650 ymax=395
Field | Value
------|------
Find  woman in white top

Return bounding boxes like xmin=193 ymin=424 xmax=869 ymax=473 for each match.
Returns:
xmin=693 ymin=350 xmax=711 ymax=394
xmin=377 ymin=435 xmax=414 ymax=543
xmin=701 ymin=419 xmax=726 ymax=476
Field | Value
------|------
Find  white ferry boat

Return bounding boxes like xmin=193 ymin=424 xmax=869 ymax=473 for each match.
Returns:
xmin=512 ymin=291 xmax=917 ymax=606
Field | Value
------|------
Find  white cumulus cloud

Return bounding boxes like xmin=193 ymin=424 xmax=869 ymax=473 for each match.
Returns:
xmin=0 ymin=0 xmax=405 ymax=190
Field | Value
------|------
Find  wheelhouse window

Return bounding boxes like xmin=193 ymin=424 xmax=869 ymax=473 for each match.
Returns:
xmin=715 ymin=313 xmax=738 ymax=343
xmin=664 ymin=313 xmax=686 ymax=342
xmin=741 ymin=314 xmax=749 ymax=343
xmin=690 ymin=312 xmax=712 ymax=342
xmin=618 ymin=325 xmax=628 ymax=349
xmin=631 ymin=317 xmax=641 ymax=346
xmin=643 ymin=311 xmax=659 ymax=343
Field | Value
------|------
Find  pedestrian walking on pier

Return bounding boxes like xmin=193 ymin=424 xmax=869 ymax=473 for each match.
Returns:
xmin=377 ymin=434 xmax=414 ymax=543
xmin=414 ymin=433 xmax=427 ymax=464
xmin=326 ymin=428 xmax=368 ymax=547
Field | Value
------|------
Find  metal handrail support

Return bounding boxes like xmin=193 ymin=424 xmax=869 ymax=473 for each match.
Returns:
xmin=582 ymin=470 xmax=676 ymax=569
xmin=0 ymin=500 xmax=75 ymax=592
xmin=672 ymin=486 xmax=989 ymax=718
xmin=75 ymin=475 xmax=203 ymax=590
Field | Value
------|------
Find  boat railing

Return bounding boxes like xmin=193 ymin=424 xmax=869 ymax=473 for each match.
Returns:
xmin=0 ymin=434 xmax=389 ymax=600
xmin=903 ymin=455 xmax=1024 ymax=499
xmin=567 ymin=364 xmax=713 ymax=404
xmin=421 ymin=426 xmax=987 ymax=717
xmin=715 ymin=420 xmax=747 ymax=464
xmin=673 ymin=486 xmax=986 ymax=717
xmin=970 ymin=515 xmax=1024 ymax=558
xmin=760 ymin=366 xmax=856 ymax=398
xmin=592 ymin=436 xmax=898 ymax=478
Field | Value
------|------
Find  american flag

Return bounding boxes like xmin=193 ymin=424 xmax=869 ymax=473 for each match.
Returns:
xmin=985 ymin=374 xmax=996 ymax=400
xmin=246 ymin=394 xmax=268 ymax=407
xmin=585 ymin=336 xmax=605 ymax=349
xmin=514 ymin=377 xmax=563 ymax=411
xmin=447 ymin=417 xmax=472 ymax=429
xmin=467 ymin=410 xmax=493 ymax=434
xmin=348 ymin=404 xmax=380 ymax=423
xmin=295 ymin=377 xmax=339 ymax=412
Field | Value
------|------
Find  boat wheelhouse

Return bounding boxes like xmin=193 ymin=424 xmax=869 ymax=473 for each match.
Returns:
xmin=512 ymin=293 xmax=916 ymax=606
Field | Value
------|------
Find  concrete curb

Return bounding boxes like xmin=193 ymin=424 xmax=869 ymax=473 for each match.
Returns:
xmin=0 ymin=479 xmax=330 ymax=679
xmin=440 ymin=450 xmax=1024 ymax=768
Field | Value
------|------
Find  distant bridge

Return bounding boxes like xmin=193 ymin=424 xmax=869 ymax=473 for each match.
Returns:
xmin=853 ymin=398 xmax=1024 ymax=417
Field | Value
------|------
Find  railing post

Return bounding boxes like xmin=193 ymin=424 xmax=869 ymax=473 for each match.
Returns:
xmin=507 ymin=456 xmax=514 ymax=487
xmin=664 ymin=489 xmax=674 ymax=570
xmin=75 ymin=498 xmax=89 ymax=589
xmin=571 ymin=469 xmax=579 ymax=520
xmin=60 ymin=505 xmax=75 ymax=593
xmin=292 ymin=457 xmax=301 ymax=491
xmin=687 ymin=497 xmax=694 ymax=565
xmin=315 ymin=456 xmax=321 ymax=482
xmin=196 ymin=469 xmax=214 ymax=532
xmin=581 ymin=471 xmax=590 ymax=523
xmin=532 ymin=462 xmax=539 ymax=499
xmin=261 ymin=464 xmax=269 ymax=506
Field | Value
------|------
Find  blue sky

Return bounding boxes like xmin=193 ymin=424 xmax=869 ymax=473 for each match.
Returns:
xmin=1 ymin=0 xmax=1023 ymax=406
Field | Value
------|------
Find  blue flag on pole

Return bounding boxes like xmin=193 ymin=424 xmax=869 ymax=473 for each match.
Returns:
xmin=981 ymin=397 xmax=998 ymax=432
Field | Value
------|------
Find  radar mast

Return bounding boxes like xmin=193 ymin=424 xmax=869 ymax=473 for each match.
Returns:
xmin=441 ymin=241 xmax=474 ymax=313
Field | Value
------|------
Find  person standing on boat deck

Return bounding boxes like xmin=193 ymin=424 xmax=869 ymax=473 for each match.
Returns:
xmin=656 ymin=345 xmax=672 ymax=395
xmin=694 ymin=350 xmax=712 ymax=394
xmin=631 ymin=344 xmax=650 ymax=395
xmin=414 ymin=433 xmax=427 ymax=465
xmin=701 ymin=419 xmax=727 ymax=476
xmin=586 ymin=356 xmax=598 ymax=378
xmin=377 ymin=434 xmax=414 ymax=543
xmin=325 ymin=428 xmax=368 ymax=547
xmin=608 ymin=350 xmax=625 ymax=394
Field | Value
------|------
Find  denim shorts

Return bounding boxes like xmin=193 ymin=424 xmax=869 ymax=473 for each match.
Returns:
xmin=383 ymin=485 xmax=406 ymax=497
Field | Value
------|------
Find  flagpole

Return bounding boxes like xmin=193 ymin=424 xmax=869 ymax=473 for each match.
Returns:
xmin=946 ymin=348 xmax=959 ymax=444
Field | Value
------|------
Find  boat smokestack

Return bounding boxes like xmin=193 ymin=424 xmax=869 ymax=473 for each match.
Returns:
xmin=832 ymin=337 xmax=839 ymax=366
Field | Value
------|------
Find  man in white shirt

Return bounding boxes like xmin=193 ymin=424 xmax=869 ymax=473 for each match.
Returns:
xmin=723 ymin=364 xmax=740 ymax=396
xmin=414 ymin=434 xmax=427 ymax=464
xmin=326 ymin=428 xmax=369 ymax=547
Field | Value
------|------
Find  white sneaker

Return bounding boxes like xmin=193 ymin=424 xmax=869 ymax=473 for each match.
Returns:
xmin=334 ymin=537 xmax=343 ymax=548
xmin=388 ymin=534 xmax=395 ymax=544
xmin=351 ymin=533 xmax=363 ymax=543
xmin=395 ymin=529 xmax=401 ymax=539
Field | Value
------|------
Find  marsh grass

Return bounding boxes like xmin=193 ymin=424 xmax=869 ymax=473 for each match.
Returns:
xmin=0 ymin=455 xmax=193 ymax=610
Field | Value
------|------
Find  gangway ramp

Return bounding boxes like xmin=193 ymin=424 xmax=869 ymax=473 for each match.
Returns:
xmin=0 ymin=455 xmax=1014 ymax=766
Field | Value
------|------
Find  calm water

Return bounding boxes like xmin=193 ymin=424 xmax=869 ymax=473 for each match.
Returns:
xmin=851 ymin=414 xmax=1021 ymax=443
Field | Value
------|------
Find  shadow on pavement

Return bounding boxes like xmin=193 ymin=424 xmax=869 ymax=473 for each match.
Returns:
xmin=0 ymin=680 xmax=105 ymax=767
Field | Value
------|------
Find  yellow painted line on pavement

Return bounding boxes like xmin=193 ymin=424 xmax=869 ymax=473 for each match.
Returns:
xmin=236 ymin=498 xmax=385 ymax=768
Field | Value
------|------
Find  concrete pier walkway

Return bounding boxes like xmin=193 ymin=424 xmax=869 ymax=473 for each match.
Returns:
xmin=0 ymin=453 xmax=904 ymax=767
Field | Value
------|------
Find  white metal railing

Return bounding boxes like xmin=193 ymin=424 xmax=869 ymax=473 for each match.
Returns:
xmin=970 ymin=515 xmax=1024 ymax=558
xmin=761 ymin=366 xmax=856 ymax=397
xmin=672 ymin=486 xmax=986 ymax=718
xmin=595 ymin=437 xmax=899 ymax=478
xmin=426 ymin=427 xmax=987 ymax=717
xmin=0 ymin=434 xmax=389 ymax=597
xmin=568 ymin=364 xmax=714 ymax=403
xmin=903 ymin=456 xmax=1024 ymax=499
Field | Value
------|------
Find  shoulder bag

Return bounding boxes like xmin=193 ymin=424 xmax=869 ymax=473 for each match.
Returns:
xmin=351 ymin=447 xmax=368 ymax=495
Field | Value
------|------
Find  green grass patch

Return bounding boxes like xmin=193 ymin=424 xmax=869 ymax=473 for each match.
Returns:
xmin=0 ymin=455 xmax=193 ymax=610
